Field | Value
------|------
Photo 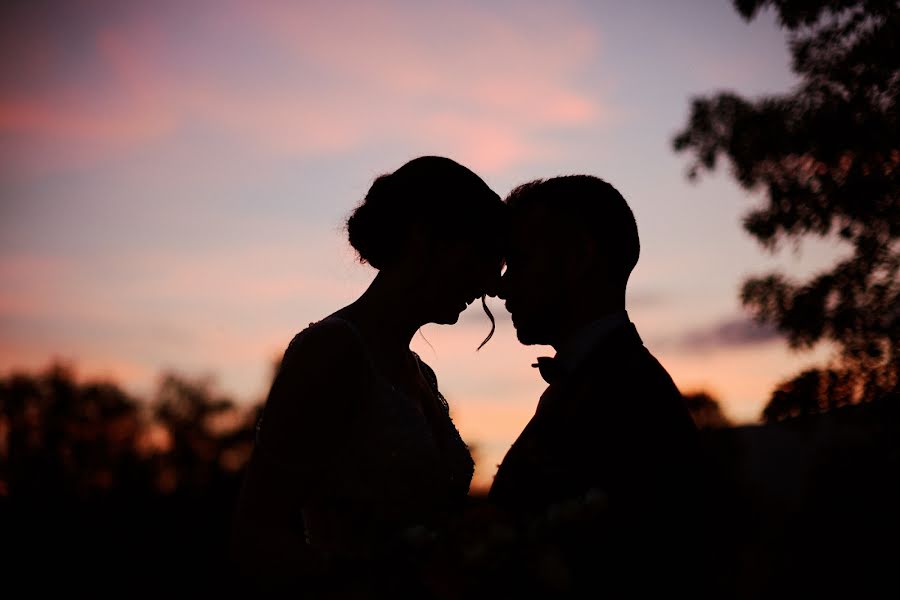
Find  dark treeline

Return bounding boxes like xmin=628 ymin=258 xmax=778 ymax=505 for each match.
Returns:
xmin=675 ymin=0 xmax=899 ymax=408
xmin=1 ymin=363 xmax=897 ymax=596
xmin=0 ymin=363 xmax=260 ymax=594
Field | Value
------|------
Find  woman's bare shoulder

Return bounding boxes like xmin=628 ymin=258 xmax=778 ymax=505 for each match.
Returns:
xmin=281 ymin=317 xmax=365 ymax=369
xmin=258 ymin=317 xmax=369 ymax=459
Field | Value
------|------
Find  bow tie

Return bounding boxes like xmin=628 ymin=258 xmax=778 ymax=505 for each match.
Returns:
xmin=532 ymin=356 xmax=565 ymax=384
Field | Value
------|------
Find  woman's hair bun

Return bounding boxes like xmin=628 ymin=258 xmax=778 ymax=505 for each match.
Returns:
xmin=346 ymin=156 xmax=502 ymax=270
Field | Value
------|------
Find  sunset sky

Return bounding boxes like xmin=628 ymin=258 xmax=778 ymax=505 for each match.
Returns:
xmin=1 ymin=0 xmax=844 ymax=488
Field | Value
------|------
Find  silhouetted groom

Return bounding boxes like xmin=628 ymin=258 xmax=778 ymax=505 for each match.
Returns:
xmin=490 ymin=176 xmax=706 ymax=593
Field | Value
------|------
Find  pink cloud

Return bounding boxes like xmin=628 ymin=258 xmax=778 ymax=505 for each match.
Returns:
xmin=0 ymin=96 xmax=175 ymax=177
xmin=418 ymin=114 xmax=543 ymax=171
xmin=0 ymin=19 xmax=174 ymax=175
xmin=1 ymin=0 xmax=607 ymax=175
xmin=0 ymin=99 xmax=170 ymax=141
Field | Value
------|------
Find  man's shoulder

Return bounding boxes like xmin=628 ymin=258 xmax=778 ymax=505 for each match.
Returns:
xmin=570 ymin=326 xmax=686 ymax=416
xmin=579 ymin=324 xmax=673 ymax=383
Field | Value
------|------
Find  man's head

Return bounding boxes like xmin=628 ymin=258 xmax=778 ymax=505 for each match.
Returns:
xmin=499 ymin=175 xmax=639 ymax=347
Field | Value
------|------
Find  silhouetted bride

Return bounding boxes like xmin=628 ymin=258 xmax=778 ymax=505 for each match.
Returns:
xmin=232 ymin=156 xmax=504 ymax=593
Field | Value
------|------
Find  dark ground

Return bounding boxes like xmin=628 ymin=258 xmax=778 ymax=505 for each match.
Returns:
xmin=2 ymin=396 xmax=897 ymax=597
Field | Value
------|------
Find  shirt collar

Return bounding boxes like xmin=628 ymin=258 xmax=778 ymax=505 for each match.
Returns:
xmin=552 ymin=310 xmax=630 ymax=376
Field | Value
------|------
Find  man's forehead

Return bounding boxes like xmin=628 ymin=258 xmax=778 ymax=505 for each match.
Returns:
xmin=508 ymin=203 xmax=567 ymax=247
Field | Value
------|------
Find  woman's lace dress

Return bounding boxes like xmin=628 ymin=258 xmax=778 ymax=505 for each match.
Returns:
xmin=238 ymin=315 xmax=474 ymax=564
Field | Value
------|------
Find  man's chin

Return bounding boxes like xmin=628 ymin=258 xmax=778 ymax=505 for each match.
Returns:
xmin=514 ymin=325 xmax=546 ymax=346
xmin=511 ymin=310 xmax=554 ymax=345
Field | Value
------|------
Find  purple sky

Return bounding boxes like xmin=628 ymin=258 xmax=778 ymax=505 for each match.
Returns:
xmin=1 ymin=0 xmax=843 ymax=488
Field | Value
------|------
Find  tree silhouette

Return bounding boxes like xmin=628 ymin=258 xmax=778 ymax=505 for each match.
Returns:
xmin=0 ymin=363 xmax=259 ymax=500
xmin=152 ymin=371 xmax=251 ymax=494
xmin=0 ymin=363 xmax=262 ymax=593
xmin=761 ymin=367 xmax=857 ymax=422
xmin=673 ymin=0 xmax=899 ymax=416
xmin=682 ymin=390 xmax=732 ymax=429
xmin=0 ymin=363 xmax=146 ymax=499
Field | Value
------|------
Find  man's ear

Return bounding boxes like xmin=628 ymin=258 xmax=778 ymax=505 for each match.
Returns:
xmin=394 ymin=225 xmax=433 ymax=277
xmin=568 ymin=232 xmax=600 ymax=278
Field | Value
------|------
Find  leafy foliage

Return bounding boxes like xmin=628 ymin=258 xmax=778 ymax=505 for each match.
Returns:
xmin=674 ymin=0 xmax=899 ymax=413
xmin=683 ymin=390 xmax=733 ymax=429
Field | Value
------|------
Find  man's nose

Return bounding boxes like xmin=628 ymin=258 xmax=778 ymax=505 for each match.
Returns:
xmin=483 ymin=270 xmax=502 ymax=298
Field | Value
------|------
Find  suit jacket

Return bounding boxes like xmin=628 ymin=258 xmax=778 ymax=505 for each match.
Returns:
xmin=490 ymin=321 xmax=699 ymax=513
xmin=494 ymin=322 xmax=709 ymax=573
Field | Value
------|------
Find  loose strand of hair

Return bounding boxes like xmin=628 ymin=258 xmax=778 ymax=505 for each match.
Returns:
xmin=417 ymin=328 xmax=435 ymax=354
xmin=476 ymin=295 xmax=496 ymax=351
